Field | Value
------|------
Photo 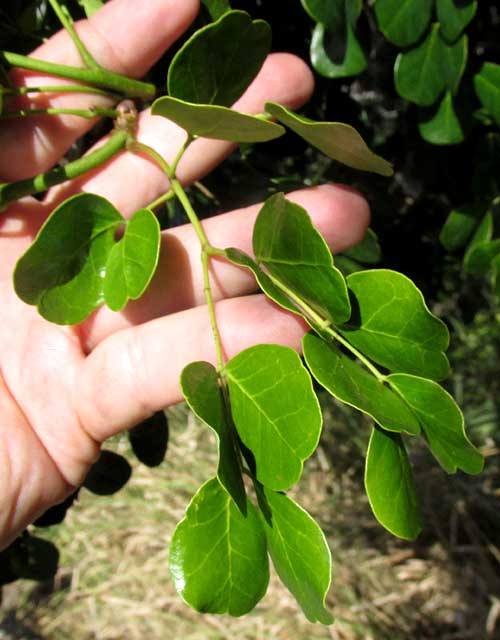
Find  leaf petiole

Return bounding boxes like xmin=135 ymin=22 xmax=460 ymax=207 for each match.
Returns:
xmin=0 ymin=106 xmax=119 ymax=120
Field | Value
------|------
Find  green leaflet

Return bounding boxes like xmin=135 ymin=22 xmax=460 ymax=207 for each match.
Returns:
xmin=170 ymin=478 xmax=269 ymax=616
xmin=223 ymin=248 xmax=301 ymax=317
xmin=374 ymin=0 xmax=433 ymax=47
xmin=167 ymin=10 xmax=271 ymax=107
xmin=463 ymin=208 xmax=499 ymax=274
xmin=201 ymin=0 xmax=232 ymax=20
xmin=151 ymin=97 xmax=285 ymax=142
xmin=224 ymin=345 xmax=322 ymax=491
xmin=301 ymin=0 xmax=344 ymax=26
xmin=342 ymin=228 xmax=381 ymax=264
xmin=14 ymin=195 xmax=161 ymax=324
xmin=253 ymin=193 xmax=351 ymax=325
xmin=302 ymin=333 xmax=421 ymax=436
xmin=440 ymin=202 xmax=487 ymax=252
xmin=181 ymin=361 xmax=246 ymax=512
xmin=103 ymin=208 xmax=160 ymax=312
xmin=265 ymin=103 xmax=393 ymax=176
xmin=419 ymin=91 xmax=464 ymax=145
xmin=436 ymin=0 xmax=477 ymax=42
xmin=340 ymin=269 xmax=450 ymax=381
xmin=128 ymin=412 xmax=169 ymax=468
xmin=310 ymin=21 xmax=367 ymax=79
xmin=474 ymin=63 xmax=500 ymax=127
xmin=77 ymin=0 xmax=103 ymax=17
xmin=387 ymin=374 xmax=484 ymax=474
xmin=395 ymin=25 xmax=468 ymax=106
xmin=258 ymin=487 xmax=333 ymax=625
xmin=365 ymin=427 xmax=422 ymax=540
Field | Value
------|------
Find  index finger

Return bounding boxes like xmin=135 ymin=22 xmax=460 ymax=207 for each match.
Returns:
xmin=0 ymin=0 xmax=199 ymax=181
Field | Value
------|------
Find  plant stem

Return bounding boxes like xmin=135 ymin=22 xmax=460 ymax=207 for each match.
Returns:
xmin=2 ymin=51 xmax=156 ymax=99
xmin=128 ymin=141 xmax=173 ymax=177
xmin=147 ymin=189 xmax=175 ymax=211
xmin=0 ymin=129 xmax=127 ymax=210
xmin=47 ymin=0 xmax=99 ymax=70
xmin=1 ymin=84 xmax=120 ymax=99
xmin=0 ymin=106 xmax=118 ymax=120
xmin=265 ymin=271 xmax=386 ymax=382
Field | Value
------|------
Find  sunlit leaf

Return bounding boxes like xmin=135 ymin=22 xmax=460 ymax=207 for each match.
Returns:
xmin=103 ymin=208 xmax=161 ymax=312
xmin=83 ymin=450 xmax=132 ymax=496
xmin=77 ymin=0 xmax=103 ymax=17
xmin=265 ymin=102 xmax=393 ymax=176
xmin=374 ymin=0 xmax=433 ymax=47
xmin=14 ymin=193 xmax=122 ymax=324
xmin=181 ymin=361 xmax=246 ymax=512
xmin=436 ymin=0 xmax=477 ymax=42
xmin=201 ymin=0 xmax=231 ymax=20
xmin=310 ymin=21 xmax=366 ymax=79
xmin=224 ymin=344 xmax=322 ymax=491
xmin=170 ymin=478 xmax=269 ymax=616
xmin=303 ymin=333 xmax=421 ymax=436
xmin=168 ymin=10 xmax=271 ymax=107
xmin=253 ymin=193 xmax=351 ymax=324
xmin=340 ymin=270 xmax=450 ymax=380
xmin=128 ymin=412 xmax=169 ymax=468
xmin=152 ymin=96 xmax=285 ymax=142
xmin=474 ymin=63 xmax=500 ymax=127
xmin=258 ymin=487 xmax=333 ymax=624
xmin=365 ymin=427 xmax=422 ymax=540
xmin=388 ymin=374 xmax=484 ymax=474
xmin=419 ymin=91 xmax=464 ymax=145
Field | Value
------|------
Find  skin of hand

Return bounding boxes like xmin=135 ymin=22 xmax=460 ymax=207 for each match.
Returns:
xmin=0 ymin=0 xmax=370 ymax=550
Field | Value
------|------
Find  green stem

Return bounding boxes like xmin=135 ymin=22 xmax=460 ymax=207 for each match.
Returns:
xmin=47 ymin=0 xmax=100 ymax=70
xmin=128 ymin=141 xmax=173 ymax=177
xmin=325 ymin=326 xmax=387 ymax=383
xmin=264 ymin=271 xmax=387 ymax=382
xmin=2 ymin=84 xmax=120 ymax=99
xmin=0 ymin=129 xmax=127 ymax=210
xmin=2 ymin=51 xmax=156 ymax=99
xmin=147 ymin=189 xmax=175 ymax=211
xmin=0 ymin=106 xmax=118 ymax=120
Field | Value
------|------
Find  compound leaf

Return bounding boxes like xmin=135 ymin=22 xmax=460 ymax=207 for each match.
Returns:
xmin=103 ymin=208 xmax=160 ymax=312
xmin=474 ymin=63 xmax=500 ymax=127
xmin=181 ymin=361 xmax=246 ymax=512
xmin=14 ymin=193 xmax=123 ymax=324
xmin=170 ymin=478 xmax=269 ymax=616
xmin=395 ymin=24 xmax=446 ymax=106
xmin=83 ymin=450 xmax=132 ymax=496
xmin=168 ymin=10 xmax=271 ymax=107
xmin=436 ymin=0 xmax=477 ymax=42
xmin=303 ymin=333 xmax=421 ymax=436
xmin=419 ymin=91 xmax=464 ymax=145
xmin=265 ymin=102 xmax=393 ymax=176
xmin=340 ymin=269 xmax=450 ymax=380
xmin=388 ymin=374 xmax=484 ymax=474
xmin=128 ymin=412 xmax=169 ymax=468
xmin=152 ymin=96 xmax=285 ymax=142
xmin=258 ymin=487 xmax=333 ymax=624
xmin=310 ymin=21 xmax=367 ymax=79
xmin=374 ymin=0 xmax=433 ymax=47
xmin=224 ymin=344 xmax=322 ymax=491
xmin=253 ymin=193 xmax=351 ymax=324
xmin=365 ymin=427 xmax=422 ymax=540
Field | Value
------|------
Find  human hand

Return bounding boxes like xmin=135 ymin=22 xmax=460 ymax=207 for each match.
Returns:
xmin=0 ymin=0 xmax=369 ymax=549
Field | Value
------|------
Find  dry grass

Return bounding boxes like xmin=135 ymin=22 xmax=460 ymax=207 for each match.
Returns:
xmin=1 ymin=400 xmax=500 ymax=640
